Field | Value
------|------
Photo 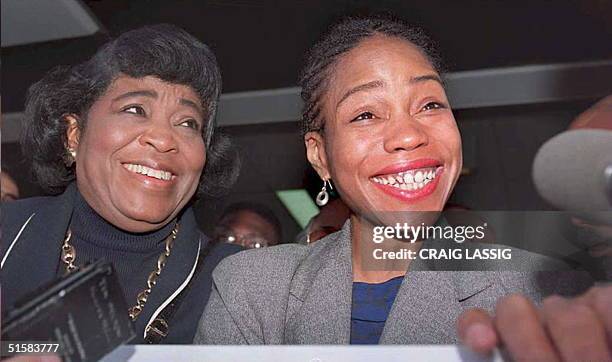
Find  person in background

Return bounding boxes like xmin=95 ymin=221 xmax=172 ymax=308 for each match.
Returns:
xmin=196 ymin=16 xmax=610 ymax=362
xmin=568 ymin=95 xmax=611 ymax=131
xmin=296 ymin=198 xmax=350 ymax=244
xmin=213 ymin=202 xmax=282 ymax=248
xmin=1 ymin=169 xmax=20 ymax=201
xmin=1 ymin=24 xmax=241 ymax=344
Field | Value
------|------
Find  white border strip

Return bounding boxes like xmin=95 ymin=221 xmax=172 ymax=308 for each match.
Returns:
xmin=1 ymin=212 xmax=35 ymax=269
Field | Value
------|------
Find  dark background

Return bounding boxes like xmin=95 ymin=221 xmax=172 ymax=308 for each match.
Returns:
xmin=2 ymin=0 xmax=611 ymax=241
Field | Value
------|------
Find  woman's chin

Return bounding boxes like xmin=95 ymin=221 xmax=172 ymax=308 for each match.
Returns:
xmin=110 ymin=202 xmax=177 ymax=232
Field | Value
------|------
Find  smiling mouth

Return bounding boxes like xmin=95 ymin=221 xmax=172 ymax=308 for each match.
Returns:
xmin=122 ymin=163 xmax=174 ymax=181
xmin=370 ymin=166 xmax=441 ymax=191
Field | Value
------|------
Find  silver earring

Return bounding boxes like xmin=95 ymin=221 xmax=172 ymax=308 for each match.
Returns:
xmin=315 ymin=179 xmax=333 ymax=206
xmin=64 ymin=148 xmax=76 ymax=167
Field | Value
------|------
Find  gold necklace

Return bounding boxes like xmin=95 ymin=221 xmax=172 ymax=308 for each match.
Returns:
xmin=61 ymin=222 xmax=180 ymax=321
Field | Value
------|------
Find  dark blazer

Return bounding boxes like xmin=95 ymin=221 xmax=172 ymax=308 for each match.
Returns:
xmin=1 ymin=184 xmax=241 ymax=344
xmin=194 ymin=221 xmax=593 ymax=344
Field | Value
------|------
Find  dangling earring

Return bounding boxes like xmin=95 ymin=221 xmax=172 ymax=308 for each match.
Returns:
xmin=64 ymin=148 xmax=76 ymax=167
xmin=316 ymin=179 xmax=333 ymax=206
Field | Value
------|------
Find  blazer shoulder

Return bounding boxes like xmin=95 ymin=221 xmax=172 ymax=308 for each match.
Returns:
xmin=212 ymin=232 xmax=342 ymax=287
xmin=2 ymin=196 xmax=50 ymax=217
xmin=1 ymin=196 xmax=53 ymax=236
xmin=213 ymin=243 xmax=310 ymax=288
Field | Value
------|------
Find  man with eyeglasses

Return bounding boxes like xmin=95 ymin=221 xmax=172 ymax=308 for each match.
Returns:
xmin=213 ymin=202 xmax=282 ymax=249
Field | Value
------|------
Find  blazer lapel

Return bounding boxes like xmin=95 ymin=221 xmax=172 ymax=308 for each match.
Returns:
xmin=379 ymin=235 xmax=498 ymax=344
xmin=2 ymin=184 xmax=76 ymax=308
xmin=285 ymin=221 xmax=353 ymax=344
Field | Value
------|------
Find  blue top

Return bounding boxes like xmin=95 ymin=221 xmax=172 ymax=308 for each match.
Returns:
xmin=350 ymin=275 xmax=404 ymax=344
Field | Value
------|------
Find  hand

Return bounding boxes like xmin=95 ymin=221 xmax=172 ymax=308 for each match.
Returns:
xmin=572 ymin=217 xmax=612 ymax=257
xmin=457 ymin=285 xmax=612 ymax=361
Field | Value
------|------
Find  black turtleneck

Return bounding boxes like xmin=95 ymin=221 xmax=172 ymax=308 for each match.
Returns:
xmin=65 ymin=191 xmax=176 ymax=306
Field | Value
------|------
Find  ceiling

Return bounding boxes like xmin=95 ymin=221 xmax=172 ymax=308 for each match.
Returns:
xmin=2 ymin=0 xmax=611 ymax=113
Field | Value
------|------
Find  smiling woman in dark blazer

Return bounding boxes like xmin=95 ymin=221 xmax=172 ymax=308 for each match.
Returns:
xmin=1 ymin=24 xmax=241 ymax=344
xmin=196 ymin=16 xmax=611 ymax=361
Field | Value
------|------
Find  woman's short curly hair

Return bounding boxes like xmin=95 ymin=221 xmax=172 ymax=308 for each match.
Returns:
xmin=22 ymin=24 xmax=239 ymax=197
xmin=298 ymin=15 xmax=442 ymax=136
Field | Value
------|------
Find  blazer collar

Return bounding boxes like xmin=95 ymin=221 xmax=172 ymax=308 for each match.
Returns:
xmin=1 ymin=184 xmax=77 ymax=308
xmin=19 ymin=183 xmax=77 ymax=279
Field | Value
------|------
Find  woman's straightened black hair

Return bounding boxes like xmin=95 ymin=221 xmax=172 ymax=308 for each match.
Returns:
xmin=22 ymin=24 xmax=239 ymax=197
xmin=298 ymin=15 xmax=442 ymax=136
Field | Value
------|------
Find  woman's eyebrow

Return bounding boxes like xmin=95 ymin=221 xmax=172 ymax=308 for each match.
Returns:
xmin=410 ymin=74 xmax=444 ymax=86
xmin=336 ymin=80 xmax=385 ymax=110
xmin=111 ymin=90 xmax=202 ymax=114
xmin=335 ymin=74 xmax=443 ymax=110
xmin=112 ymin=90 xmax=158 ymax=103
xmin=179 ymin=98 xmax=203 ymax=114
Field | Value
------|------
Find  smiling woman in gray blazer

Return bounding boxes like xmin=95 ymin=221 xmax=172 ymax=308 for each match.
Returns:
xmin=195 ymin=16 xmax=611 ymax=360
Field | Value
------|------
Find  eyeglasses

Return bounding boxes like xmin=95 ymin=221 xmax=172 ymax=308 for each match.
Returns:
xmin=214 ymin=229 xmax=271 ymax=249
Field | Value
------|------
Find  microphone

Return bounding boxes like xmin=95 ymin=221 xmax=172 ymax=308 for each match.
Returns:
xmin=532 ymin=129 xmax=612 ymax=225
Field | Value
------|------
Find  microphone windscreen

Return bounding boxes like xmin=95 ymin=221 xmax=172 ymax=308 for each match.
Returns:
xmin=533 ymin=129 xmax=612 ymax=212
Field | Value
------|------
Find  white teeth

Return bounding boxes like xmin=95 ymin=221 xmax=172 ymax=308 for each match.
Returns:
xmin=414 ymin=171 xmax=424 ymax=183
xmin=123 ymin=163 xmax=172 ymax=181
xmin=371 ymin=166 xmax=440 ymax=190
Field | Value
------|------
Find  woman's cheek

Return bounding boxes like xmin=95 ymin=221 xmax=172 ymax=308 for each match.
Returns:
xmin=328 ymin=133 xmax=372 ymax=206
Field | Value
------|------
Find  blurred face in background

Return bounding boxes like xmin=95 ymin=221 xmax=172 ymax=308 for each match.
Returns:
xmin=214 ymin=210 xmax=280 ymax=248
xmin=307 ymin=198 xmax=351 ymax=243
xmin=1 ymin=172 xmax=20 ymax=201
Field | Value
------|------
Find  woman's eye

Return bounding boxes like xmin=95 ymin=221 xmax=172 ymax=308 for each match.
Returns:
xmin=179 ymin=119 xmax=201 ymax=130
xmin=421 ymin=102 xmax=445 ymax=111
xmin=122 ymin=105 xmax=146 ymax=116
xmin=351 ymin=111 xmax=376 ymax=122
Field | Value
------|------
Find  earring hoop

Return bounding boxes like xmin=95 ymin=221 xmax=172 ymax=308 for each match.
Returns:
xmin=316 ymin=179 xmax=333 ymax=206
xmin=64 ymin=148 xmax=76 ymax=167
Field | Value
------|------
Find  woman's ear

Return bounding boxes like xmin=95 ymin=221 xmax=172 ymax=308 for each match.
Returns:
xmin=305 ymin=131 xmax=331 ymax=180
xmin=64 ymin=114 xmax=80 ymax=150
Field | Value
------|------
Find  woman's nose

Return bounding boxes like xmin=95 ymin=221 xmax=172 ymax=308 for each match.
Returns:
xmin=138 ymin=122 xmax=178 ymax=153
xmin=383 ymin=114 xmax=429 ymax=153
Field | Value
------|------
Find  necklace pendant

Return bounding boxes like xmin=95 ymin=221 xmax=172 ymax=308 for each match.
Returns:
xmin=137 ymin=291 xmax=148 ymax=304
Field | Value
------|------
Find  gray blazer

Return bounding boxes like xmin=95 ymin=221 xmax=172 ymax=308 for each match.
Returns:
xmin=194 ymin=221 xmax=592 ymax=344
